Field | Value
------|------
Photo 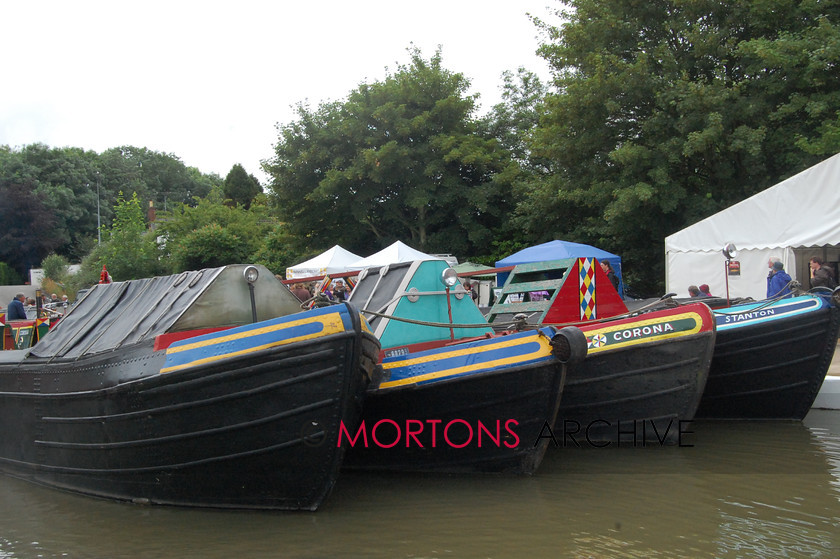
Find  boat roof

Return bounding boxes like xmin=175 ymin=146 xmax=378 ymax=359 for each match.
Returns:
xmin=347 ymin=259 xmax=493 ymax=349
xmin=30 ymin=265 xmax=303 ymax=359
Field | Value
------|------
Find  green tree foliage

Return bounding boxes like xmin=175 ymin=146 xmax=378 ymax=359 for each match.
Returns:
xmin=0 ymin=179 xmax=63 ymax=278
xmin=41 ymin=253 xmax=71 ymax=283
xmin=0 ymin=262 xmax=23 ymax=286
xmin=0 ymin=144 xmax=101 ymax=263
xmin=223 ymin=164 xmax=262 ymax=209
xmin=264 ymin=48 xmax=516 ymax=259
xmin=0 ymin=144 xmax=222 ymax=279
xmin=91 ymin=192 xmax=162 ymax=281
xmin=99 ymin=146 xmax=215 ymax=210
xmin=170 ymin=224 xmax=251 ymax=270
xmin=478 ymin=68 xmax=551 ymax=262
xmin=250 ymin=223 xmax=305 ymax=278
xmin=156 ymin=190 xmax=275 ymax=273
xmin=526 ymin=0 xmax=840 ymax=294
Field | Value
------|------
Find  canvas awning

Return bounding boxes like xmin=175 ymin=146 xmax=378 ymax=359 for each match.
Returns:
xmin=495 ymin=240 xmax=623 ymax=297
xmin=346 ymin=241 xmax=439 ymax=270
xmin=30 ymin=265 xmax=302 ymax=359
xmin=286 ymin=245 xmax=362 ymax=279
xmin=665 ymin=152 xmax=840 ymax=299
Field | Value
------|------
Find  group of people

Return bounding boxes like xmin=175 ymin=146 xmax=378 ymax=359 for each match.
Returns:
xmin=688 ymin=256 xmax=836 ymax=300
xmin=289 ymin=279 xmax=351 ymax=304
xmin=4 ymin=292 xmax=71 ymax=321
xmin=766 ymin=256 xmax=836 ymax=299
xmin=688 ymin=284 xmax=714 ymax=298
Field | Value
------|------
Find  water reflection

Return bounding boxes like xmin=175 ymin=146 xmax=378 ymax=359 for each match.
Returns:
xmin=0 ymin=412 xmax=838 ymax=558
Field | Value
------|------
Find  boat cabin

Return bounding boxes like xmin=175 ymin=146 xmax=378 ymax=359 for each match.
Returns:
xmin=347 ymin=259 xmax=493 ymax=355
xmin=486 ymin=257 xmax=628 ymax=326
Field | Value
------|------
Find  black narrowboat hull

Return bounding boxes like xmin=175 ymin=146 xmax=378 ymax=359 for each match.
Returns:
xmin=696 ymin=298 xmax=840 ymax=419
xmin=0 ymin=307 xmax=380 ymax=510
xmin=342 ymin=326 xmax=587 ymax=474
xmin=342 ymin=358 xmax=566 ymax=474
xmin=558 ymin=304 xmax=716 ymax=444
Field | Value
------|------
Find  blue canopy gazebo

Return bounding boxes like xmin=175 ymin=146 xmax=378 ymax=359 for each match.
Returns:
xmin=495 ymin=240 xmax=624 ymax=298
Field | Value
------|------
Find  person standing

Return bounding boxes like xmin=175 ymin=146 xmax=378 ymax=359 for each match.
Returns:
xmin=809 ymin=256 xmax=837 ymax=289
xmin=600 ymin=260 xmax=620 ymax=292
xmin=332 ymin=280 xmax=350 ymax=302
xmin=767 ymin=258 xmax=792 ymax=299
xmin=290 ymin=283 xmax=312 ymax=303
xmin=6 ymin=293 xmax=27 ymax=320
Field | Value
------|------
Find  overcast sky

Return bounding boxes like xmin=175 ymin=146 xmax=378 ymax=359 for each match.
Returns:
xmin=1 ymin=1 xmax=559 ymax=181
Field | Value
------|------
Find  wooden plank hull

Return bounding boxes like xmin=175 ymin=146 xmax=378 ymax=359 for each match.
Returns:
xmin=343 ymin=327 xmax=581 ymax=474
xmin=557 ymin=304 xmax=716 ymax=443
xmin=0 ymin=304 xmax=380 ymax=510
xmin=697 ymin=296 xmax=840 ymax=419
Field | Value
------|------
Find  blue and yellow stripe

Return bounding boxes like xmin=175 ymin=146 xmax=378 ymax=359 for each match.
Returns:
xmin=380 ymin=328 xmax=556 ymax=389
xmin=160 ymin=306 xmax=353 ymax=374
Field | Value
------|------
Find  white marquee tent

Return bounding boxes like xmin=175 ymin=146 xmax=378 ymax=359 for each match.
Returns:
xmin=285 ymin=245 xmax=362 ymax=279
xmin=346 ymin=241 xmax=439 ymax=270
xmin=665 ymin=152 xmax=840 ymax=300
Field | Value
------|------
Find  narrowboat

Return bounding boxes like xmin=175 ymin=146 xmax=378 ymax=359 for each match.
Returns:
xmin=341 ymin=259 xmax=587 ymax=474
xmin=0 ymin=265 xmax=381 ymax=510
xmin=696 ymin=291 xmax=840 ymax=419
xmin=486 ymin=257 xmax=716 ymax=443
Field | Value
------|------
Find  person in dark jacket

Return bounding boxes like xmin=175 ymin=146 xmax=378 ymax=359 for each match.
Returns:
xmin=767 ymin=258 xmax=792 ymax=299
xmin=809 ymin=256 xmax=837 ymax=289
xmin=600 ymin=261 xmax=620 ymax=292
xmin=332 ymin=280 xmax=350 ymax=302
xmin=6 ymin=293 xmax=27 ymax=320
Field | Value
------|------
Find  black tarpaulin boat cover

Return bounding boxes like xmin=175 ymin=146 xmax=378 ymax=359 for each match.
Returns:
xmin=30 ymin=265 xmax=304 ymax=359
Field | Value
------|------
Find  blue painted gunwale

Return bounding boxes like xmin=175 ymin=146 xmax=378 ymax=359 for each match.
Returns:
xmin=380 ymin=327 xmax=556 ymax=389
xmin=714 ymin=295 xmax=828 ymax=332
xmin=161 ymin=305 xmax=358 ymax=374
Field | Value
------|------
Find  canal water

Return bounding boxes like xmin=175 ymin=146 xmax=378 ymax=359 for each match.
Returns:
xmin=1 ymin=411 xmax=838 ymax=558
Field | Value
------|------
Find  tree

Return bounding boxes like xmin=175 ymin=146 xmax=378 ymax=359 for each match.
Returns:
xmin=526 ymin=0 xmax=840 ymax=294
xmin=0 ymin=143 xmax=223 ymax=272
xmin=223 ymin=164 xmax=262 ymax=209
xmin=479 ymin=68 xmax=552 ymax=262
xmin=41 ymin=253 xmax=71 ymax=284
xmin=99 ymin=146 xmax=215 ymax=210
xmin=155 ymin=190 xmax=275 ymax=273
xmin=0 ymin=144 xmax=102 ymax=263
xmin=92 ymin=192 xmax=162 ymax=281
xmin=0 ymin=179 xmax=62 ymax=279
xmin=0 ymin=262 xmax=23 ymax=286
xmin=169 ymin=224 xmax=251 ymax=270
xmin=264 ymin=48 xmax=516 ymax=259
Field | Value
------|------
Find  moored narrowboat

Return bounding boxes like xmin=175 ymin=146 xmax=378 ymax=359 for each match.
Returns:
xmin=341 ymin=259 xmax=587 ymax=474
xmin=0 ymin=265 xmax=381 ymax=510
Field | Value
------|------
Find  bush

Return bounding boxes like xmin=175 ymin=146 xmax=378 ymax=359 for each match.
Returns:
xmin=41 ymin=253 xmax=70 ymax=283
xmin=0 ymin=262 xmax=23 ymax=285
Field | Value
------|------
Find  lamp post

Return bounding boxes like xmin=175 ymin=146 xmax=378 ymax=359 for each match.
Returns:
xmin=96 ymin=172 xmax=101 ymax=245
xmin=722 ymin=243 xmax=737 ymax=306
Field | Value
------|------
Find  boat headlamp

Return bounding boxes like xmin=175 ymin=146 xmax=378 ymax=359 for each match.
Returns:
xmin=440 ymin=267 xmax=459 ymax=288
xmin=243 ymin=265 xmax=260 ymax=284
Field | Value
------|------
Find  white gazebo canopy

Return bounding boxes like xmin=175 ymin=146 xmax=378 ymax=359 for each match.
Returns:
xmin=347 ymin=241 xmax=439 ymax=270
xmin=286 ymin=245 xmax=362 ymax=279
